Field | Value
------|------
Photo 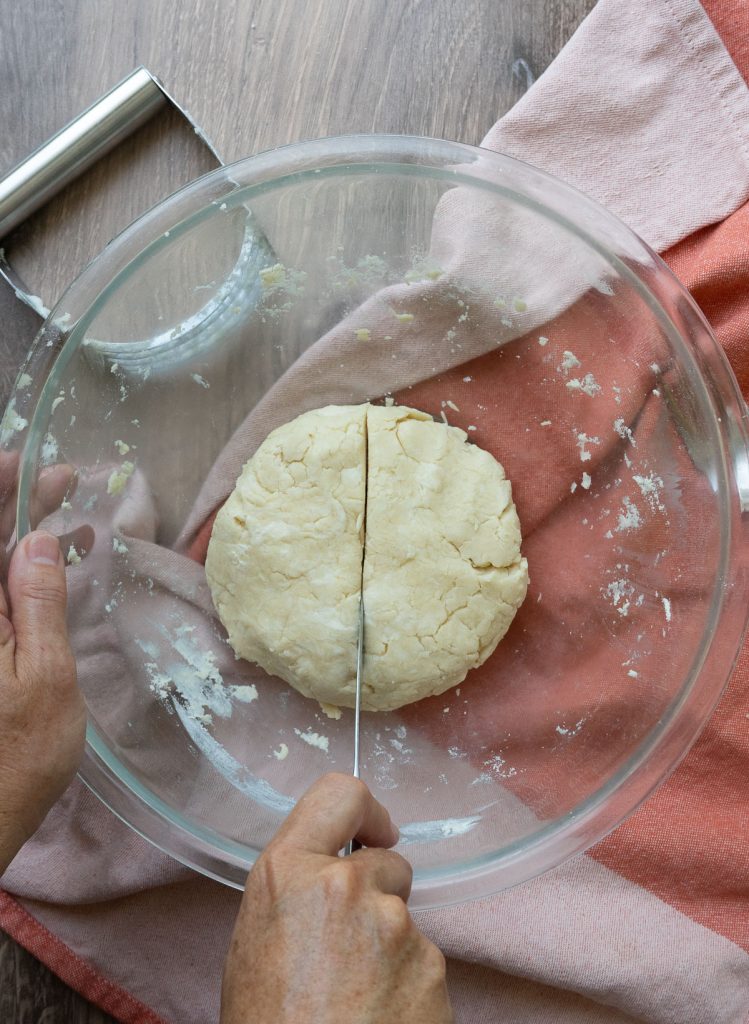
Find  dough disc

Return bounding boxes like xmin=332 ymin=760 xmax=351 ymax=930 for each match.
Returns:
xmin=206 ymin=404 xmax=528 ymax=711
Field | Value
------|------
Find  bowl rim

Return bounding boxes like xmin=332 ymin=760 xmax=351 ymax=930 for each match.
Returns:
xmin=8 ymin=132 xmax=749 ymax=908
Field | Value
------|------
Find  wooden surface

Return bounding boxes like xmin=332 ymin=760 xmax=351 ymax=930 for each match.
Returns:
xmin=0 ymin=0 xmax=595 ymax=1020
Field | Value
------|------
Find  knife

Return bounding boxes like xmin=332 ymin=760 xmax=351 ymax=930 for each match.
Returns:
xmin=343 ymin=595 xmax=364 ymax=856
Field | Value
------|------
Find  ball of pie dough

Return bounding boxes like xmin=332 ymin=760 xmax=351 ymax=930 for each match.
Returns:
xmin=206 ymin=403 xmax=528 ymax=712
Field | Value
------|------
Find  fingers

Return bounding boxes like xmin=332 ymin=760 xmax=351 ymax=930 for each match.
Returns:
xmin=0 ymin=451 xmax=20 ymax=547
xmin=7 ymin=531 xmax=75 ymax=688
xmin=348 ymin=847 xmax=413 ymax=901
xmin=33 ymin=464 xmax=77 ymax=525
xmin=274 ymin=773 xmax=400 ymax=856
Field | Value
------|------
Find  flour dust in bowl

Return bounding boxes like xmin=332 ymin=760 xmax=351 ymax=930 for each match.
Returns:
xmin=5 ymin=136 xmax=747 ymax=908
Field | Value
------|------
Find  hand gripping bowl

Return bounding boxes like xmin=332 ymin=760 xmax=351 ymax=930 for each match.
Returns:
xmin=3 ymin=136 xmax=748 ymax=909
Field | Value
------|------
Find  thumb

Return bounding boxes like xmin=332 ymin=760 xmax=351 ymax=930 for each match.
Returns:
xmin=8 ymin=532 xmax=74 ymax=686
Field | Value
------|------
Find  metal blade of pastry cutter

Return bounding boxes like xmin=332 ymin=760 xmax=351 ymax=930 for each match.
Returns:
xmin=343 ymin=595 xmax=365 ymax=856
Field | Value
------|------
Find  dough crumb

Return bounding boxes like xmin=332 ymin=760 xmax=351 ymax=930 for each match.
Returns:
xmin=107 ymin=461 xmax=135 ymax=495
xmin=114 ymin=439 xmax=130 ymax=455
xmin=259 ymin=263 xmax=286 ymax=288
xmin=393 ymin=311 xmax=414 ymax=323
xmin=538 ymin=336 xmax=549 ymax=346
xmin=233 ymin=684 xmax=259 ymax=704
xmin=354 ymin=328 xmax=371 ymax=341
xmin=112 ymin=537 xmax=129 ymax=554
xmin=66 ymin=545 xmax=81 ymax=566
xmin=319 ymin=702 xmax=342 ymax=720
xmin=273 ymin=742 xmax=289 ymax=760
xmin=294 ymin=728 xmax=329 ymax=753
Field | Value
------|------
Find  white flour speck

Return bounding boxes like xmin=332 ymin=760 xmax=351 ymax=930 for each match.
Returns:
xmin=484 ymin=753 xmax=517 ymax=778
xmin=273 ymin=743 xmax=289 ymax=760
xmin=662 ymin=596 xmax=672 ymax=622
xmin=538 ymin=336 xmax=549 ymax=346
xmin=633 ymin=471 xmax=665 ymax=512
xmin=40 ymin=432 xmax=59 ymax=465
xmin=566 ymin=373 xmax=601 ymax=397
xmin=112 ymin=537 xmax=129 ymax=554
xmin=581 ymin=472 xmax=592 ymax=490
xmin=605 ymin=578 xmax=635 ymax=616
xmin=576 ymin=431 xmax=600 ymax=462
xmin=628 ymin=669 xmax=639 ymax=678
xmin=556 ymin=718 xmax=586 ymax=737
xmin=614 ymin=418 xmax=637 ymax=447
xmin=559 ymin=350 xmax=581 ymax=374
xmin=191 ymin=373 xmax=210 ymax=389
xmin=615 ymin=496 xmax=642 ymax=533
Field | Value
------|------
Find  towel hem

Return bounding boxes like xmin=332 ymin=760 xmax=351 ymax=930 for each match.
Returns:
xmin=0 ymin=889 xmax=169 ymax=1024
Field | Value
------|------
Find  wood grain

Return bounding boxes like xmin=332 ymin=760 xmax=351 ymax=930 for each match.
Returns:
xmin=0 ymin=0 xmax=596 ymax=1019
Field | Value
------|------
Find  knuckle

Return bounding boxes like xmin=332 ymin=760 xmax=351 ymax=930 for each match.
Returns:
xmin=17 ymin=573 xmax=67 ymax=608
xmin=22 ymin=641 xmax=77 ymax=687
xmin=420 ymin=938 xmax=448 ymax=978
xmin=318 ymin=859 xmax=361 ymax=902
xmin=376 ymin=894 xmax=413 ymax=944
xmin=252 ymin=843 xmax=293 ymax=900
xmin=318 ymin=772 xmax=368 ymax=804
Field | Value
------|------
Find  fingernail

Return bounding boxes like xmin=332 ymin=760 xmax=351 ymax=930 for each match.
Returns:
xmin=26 ymin=532 xmax=61 ymax=565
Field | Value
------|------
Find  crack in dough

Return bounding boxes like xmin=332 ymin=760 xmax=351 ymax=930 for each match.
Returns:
xmin=206 ymin=404 xmax=529 ymax=711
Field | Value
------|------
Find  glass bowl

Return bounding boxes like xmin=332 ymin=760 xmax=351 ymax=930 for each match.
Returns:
xmin=3 ymin=135 xmax=748 ymax=909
